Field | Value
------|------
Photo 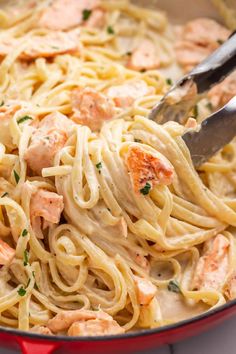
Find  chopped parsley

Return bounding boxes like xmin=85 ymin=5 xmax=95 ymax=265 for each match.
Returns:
xmin=51 ymin=46 xmax=59 ymax=50
xmin=166 ymin=78 xmax=173 ymax=86
xmin=1 ymin=192 xmax=8 ymax=198
xmin=217 ymin=39 xmax=224 ymax=45
xmin=96 ymin=162 xmax=102 ymax=173
xmin=82 ymin=9 xmax=92 ymax=21
xmin=140 ymin=182 xmax=151 ymax=195
xmin=107 ymin=26 xmax=115 ymax=34
xmin=168 ymin=280 xmax=181 ymax=294
xmin=18 ymin=286 xmax=26 ymax=297
xmin=134 ymin=138 xmax=142 ymax=143
xmin=23 ymin=249 xmax=29 ymax=266
xmin=193 ymin=104 xmax=199 ymax=118
xmin=17 ymin=115 xmax=33 ymax=124
xmin=13 ymin=170 xmax=20 ymax=184
xmin=0 ymin=100 xmax=4 ymax=107
xmin=22 ymin=229 xmax=28 ymax=237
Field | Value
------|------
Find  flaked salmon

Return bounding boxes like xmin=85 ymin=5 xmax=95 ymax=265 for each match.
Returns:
xmin=125 ymin=146 xmax=174 ymax=194
xmin=71 ymin=87 xmax=115 ymax=131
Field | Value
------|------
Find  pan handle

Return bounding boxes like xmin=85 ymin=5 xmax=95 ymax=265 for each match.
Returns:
xmin=17 ymin=337 xmax=59 ymax=354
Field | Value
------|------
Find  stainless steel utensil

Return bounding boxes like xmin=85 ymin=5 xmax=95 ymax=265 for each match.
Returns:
xmin=148 ymin=32 xmax=236 ymax=167
xmin=149 ymin=32 xmax=236 ymax=125
xmin=183 ymin=96 xmax=236 ymax=166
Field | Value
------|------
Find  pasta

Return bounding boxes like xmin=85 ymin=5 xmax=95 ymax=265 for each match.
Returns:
xmin=0 ymin=0 xmax=236 ymax=337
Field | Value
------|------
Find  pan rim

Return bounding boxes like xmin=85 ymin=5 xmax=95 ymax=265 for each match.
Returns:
xmin=0 ymin=298 xmax=236 ymax=343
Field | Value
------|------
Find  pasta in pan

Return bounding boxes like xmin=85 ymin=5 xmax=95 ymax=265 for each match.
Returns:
xmin=0 ymin=0 xmax=236 ymax=336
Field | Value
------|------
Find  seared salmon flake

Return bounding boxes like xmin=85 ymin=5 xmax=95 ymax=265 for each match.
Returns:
xmin=48 ymin=309 xmax=124 ymax=335
xmin=127 ymin=39 xmax=160 ymax=71
xmin=175 ymin=18 xmax=230 ymax=72
xmin=134 ymin=275 xmax=156 ymax=305
xmin=71 ymin=87 xmax=115 ymax=130
xmin=193 ymin=234 xmax=230 ymax=291
xmin=126 ymin=146 xmax=174 ymax=194
xmin=24 ymin=111 xmax=73 ymax=175
xmin=106 ymin=80 xmax=155 ymax=108
xmin=38 ymin=0 xmax=103 ymax=31
xmin=0 ymin=239 xmax=15 ymax=265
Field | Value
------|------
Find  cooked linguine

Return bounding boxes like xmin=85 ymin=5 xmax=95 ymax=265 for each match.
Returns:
xmin=0 ymin=0 xmax=236 ymax=337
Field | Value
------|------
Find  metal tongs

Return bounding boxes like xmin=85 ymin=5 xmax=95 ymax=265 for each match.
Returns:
xmin=149 ymin=32 xmax=236 ymax=167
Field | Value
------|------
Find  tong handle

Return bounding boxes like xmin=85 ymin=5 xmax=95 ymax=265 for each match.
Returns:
xmin=183 ymin=32 xmax=236 ymax=93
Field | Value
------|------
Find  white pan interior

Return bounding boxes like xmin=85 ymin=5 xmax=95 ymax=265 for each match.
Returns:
xmin=132 ymin=0 xmax=236 ymax=24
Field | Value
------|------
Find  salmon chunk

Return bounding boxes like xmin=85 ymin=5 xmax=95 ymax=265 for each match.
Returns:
xmin=0 ymin=31 xmax=80 ymax=60
xmin=225 ymin=272 xmax=236 ymax=300
xmin=129 ymin=250 xmax=150 ymax=272
xmin=30 ymin=189 xmax=64 ymax=224
xmin=48 ymin=309 xmax=114 ymax=333
xmin=175 ymin=41 xmax=211 ymax=71
xmin=106 ymin=80 xmax=155 ymax=108
xmin=185 ymin=117 xmax=197 ymax=129
xmin=71 ymin=87 xmax=115 ymax=130
xmin=31 ymin=325 xmax=53 ymax=335
xmin=24 ymin=111 xmax=73 ymax=175
xmin=193 ymin=234 xmax=230 ymax=291
xmin=21 ymin=31 xmax=80 ymax=60
xmin=85 ymin=8 xmax=106 ymax=29
xmin=38 ymin=0 xmax=101 ymax=31
xmin=125 ymin=146 xmax=174 ymax=194
xmin=0 ymin=102 xmax=22 ymax=150
xmin=68 ymin=318 xmax=124 ymax=336
xmin=134 ymin=276 xmax=156 ymax=305
xmin=0 ymin=239 xmax=15 ymax=265
xmin=127 ymin=39 xmax=160 ymax=71
xmin=175 ymin=18 xmax=230 ymax=72
xmin=208 ymin=71 xmax=236 ymax=109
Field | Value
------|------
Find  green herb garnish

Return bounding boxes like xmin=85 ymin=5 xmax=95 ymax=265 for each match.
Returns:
xmin=23 ymin=249 xmax=29 ymax=266
xmin=134 ymin=138 xmax=142 ymax=143
xmin=82 ymin=9 xmax=92 ymax=21
xmin=51 ymin=46 xmax=59 ymax=50
xmin=22 ymin=229 xmax=28 ymax=237
xmin=18 ymin=286 xmax=26 ymax=297
xmin=140 ymin=182 xmax=151 ymax=195
xmin=17 ymin=115 xmax=33 ymax=124
xmin=1 ymin=192 xmax=8 ymax=198
xmin=193 ymin=104 xmax=199 ymax=118
xmin=0 ymin=100 xmax=4 ymax=107
xmin=13 ymin=170 xmax=20 ymax=184
xmin=168 ymin=280 xmax=181 ymax=293
xmin=96 ymin=162 xmax=102 ymax=174
xmin=166 ymin=78 xmax=173 ymax=86
xmin=107 ymin=26 xmax=115 ymax=34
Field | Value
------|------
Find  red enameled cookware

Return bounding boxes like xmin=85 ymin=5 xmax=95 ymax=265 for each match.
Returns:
xmin=1 ymin=301 xmax=236 ymax=353
xmin=1 ymin=0 xmax=236 ymax=353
